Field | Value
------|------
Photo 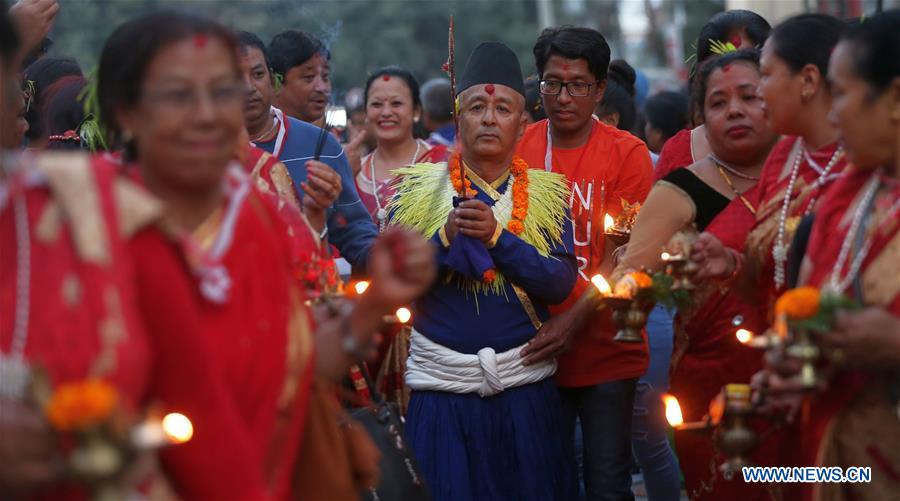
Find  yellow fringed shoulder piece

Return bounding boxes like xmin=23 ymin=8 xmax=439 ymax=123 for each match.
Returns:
xmin=387 ymin=161 xmax=571 ymax=296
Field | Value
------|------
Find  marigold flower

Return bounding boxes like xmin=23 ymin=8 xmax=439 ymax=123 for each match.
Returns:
xmin=775 ymin=286 xmax=821 ymax=320
xmin=483 ymin=269 xmax=497 ymax=283
xmin=629 ymin=271 xmax=653 ymax=289
xmin=508 ymin=220 xmax=525 ymax=235
xmin=46 ymin=379 xmax=118 ymax=432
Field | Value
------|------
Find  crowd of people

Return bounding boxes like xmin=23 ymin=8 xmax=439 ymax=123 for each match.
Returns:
xmin=1 ymin=0 xmax=898 ymax=500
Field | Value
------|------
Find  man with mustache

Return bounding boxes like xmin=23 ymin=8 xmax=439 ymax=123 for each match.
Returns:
xmin=237 ymin=31 xmax=376 ymax=273
xmin=516 ymin=26 xmax=654 ymax=500
xmin=390 ymin=41 xmax=577 ymax=500
xmin=269 ymin=29 xmax=331 ymax=127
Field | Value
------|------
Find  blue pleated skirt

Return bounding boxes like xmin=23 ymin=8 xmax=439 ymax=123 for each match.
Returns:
xmin=406 ymin=378 xmax=577 ymax=501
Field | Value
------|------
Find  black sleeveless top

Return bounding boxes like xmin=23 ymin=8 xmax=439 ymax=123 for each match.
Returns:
xmin=660 ymin=168 xmax=730 ymax=231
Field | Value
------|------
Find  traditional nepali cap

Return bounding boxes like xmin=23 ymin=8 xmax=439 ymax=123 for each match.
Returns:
xmin=458 ymin=41 xmax=525 ymax=97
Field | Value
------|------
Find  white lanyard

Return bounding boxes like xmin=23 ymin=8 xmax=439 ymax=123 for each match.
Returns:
xmin=543 ymin=116 xmax=599 ymax=172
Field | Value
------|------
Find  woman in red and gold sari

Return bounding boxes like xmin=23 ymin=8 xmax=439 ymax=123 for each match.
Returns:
xmin=0 ymin=7 xmax=269 ymax=499
xmin=95 ymin=10 xmax=435 ymax=500
xmin=613 ymin=49 xmax=777 ymax=500
xmin=692 ymin=14 xmax=850 ymax=322
xmin=654 ymin=10 xmax=771 ymax=181
xmin=758 ymin=12 xmax=900 ymax=500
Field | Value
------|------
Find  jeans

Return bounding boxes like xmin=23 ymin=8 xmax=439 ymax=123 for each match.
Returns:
xmin=562 ymin=378 xmax=638 ymax=501
xmin=632 ymin=304 xmax=681 ymax=500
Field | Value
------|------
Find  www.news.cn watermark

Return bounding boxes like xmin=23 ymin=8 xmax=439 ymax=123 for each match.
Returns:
xmin=742 ymin=467 xmax=872 ymax=483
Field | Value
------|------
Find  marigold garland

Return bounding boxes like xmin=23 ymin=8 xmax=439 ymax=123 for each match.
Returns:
xmin=448 ymin=152 xmax=530 ymax=236
xmin=775 ymin=286 xmax=821 ymax=320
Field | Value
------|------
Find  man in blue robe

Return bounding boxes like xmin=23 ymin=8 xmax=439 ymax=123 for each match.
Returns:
xmin=389 ymin=42 xmax=578 ymax=501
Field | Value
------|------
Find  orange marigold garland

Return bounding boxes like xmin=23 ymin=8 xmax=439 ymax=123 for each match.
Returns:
xmin=448 ymin=152 xmax=530 ymax=236
xmin=449 ymin=153 xmax=531 ymax=282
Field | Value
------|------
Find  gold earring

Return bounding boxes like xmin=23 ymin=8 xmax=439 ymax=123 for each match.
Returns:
xmin=801 ymin=91 xmax=812 ymax=102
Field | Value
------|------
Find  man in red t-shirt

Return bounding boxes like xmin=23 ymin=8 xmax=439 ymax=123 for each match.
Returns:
xmin=516 ymin=26 xmax=653 ymax=500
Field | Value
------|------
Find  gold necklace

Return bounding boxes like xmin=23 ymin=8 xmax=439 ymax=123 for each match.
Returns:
xmin=713 ymin=160 xmax=757 ymax=215
xmin=250 ymin=114 xmax=278 ymax=143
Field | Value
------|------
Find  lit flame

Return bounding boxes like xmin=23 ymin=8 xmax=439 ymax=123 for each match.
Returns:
xmin=604 ymin=213 xmax=615 ymax=232
xmin=661 ymin=251 xmax=671 ymax=260
xmin=663 ymin=394 xmax=684 ymax=428
xmin=395 ymin=307 xmax=412 ymax=324
xmin=735 ymin=328 xmax=754 ymax=344
xmin=590 ymin=274 xmax=611 ymax=296
xmin=354 ymin=281 xmax=370 ymax=295
xmin=162 ymin=413 xmax=193 ymax=444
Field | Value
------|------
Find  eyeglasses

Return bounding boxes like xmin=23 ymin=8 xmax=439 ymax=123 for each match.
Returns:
xmin=539 ymin=80 xmax=598 ymax=97
xmin=142 ymin=83 xmax=244 ymax=111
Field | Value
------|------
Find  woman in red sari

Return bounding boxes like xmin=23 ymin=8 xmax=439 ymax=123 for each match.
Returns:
xmin=692 ymin=14 xmax=850 ymax=322
xmin=654 ymin=10 xmax=771 ymax=181
xmin=0 ymin=8 xmax=269 ymax=499
xmin=757 ymin=12 xmax=900 ymax=500
xmin=95 ymin=10 xmax=435 ymax=499
xmin=613 ymin=49 xmax=777 ymax=500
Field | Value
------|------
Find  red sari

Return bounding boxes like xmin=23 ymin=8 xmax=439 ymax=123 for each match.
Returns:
xmin=741 ymin=136 xmax=850 ymax=320
xmin=168 ymin=164 xmax=318 ymax=500
xmin=354 ymin=141 xmax=449 ymax=222
xmin=794 ymin=166 xmax=900 ymax=500
xmin=670 ymin=185 xmax=774 ymax=500
xmin=0 ymin=153 xmax=268 ymax=499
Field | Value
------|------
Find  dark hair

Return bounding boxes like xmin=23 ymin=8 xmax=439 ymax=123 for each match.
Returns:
xmin=23 ymin=57 xmax=83 ymax=140
xmin=842 ymin=9 xmax=900 ymax=95
xmin=770 ymin=14 xmax=847 ymax=77
xmin=97 ymin=9 xmax=239 ymax=147
xmin=364 ymin=66 xmax=421 ymax=110
xmin=236 ymin=30 xmax=271 ymax=73
xmin=645 ymin=90 xmax=689 ymax=141
xmin=524 ymin=77 xmax=546 ymax=122
xmin=696 ymin=10 xmax=771 ymax=64
xmin=694 ymin=48 xmax=761 ymax=119
xmin=597 ymin=59 xmax=636 ymax=131
xmin=533 ymin=26 xmax=611 ymax=82
xmin=269 ymin=30 xmax=329 ymax=78
xmin=0 ymin=0 xmax=19 ymax=67
xmin=420 ymin=78 xmax=452 ymax=122
xmin=42 ymin=75 xmax=86 ymax=143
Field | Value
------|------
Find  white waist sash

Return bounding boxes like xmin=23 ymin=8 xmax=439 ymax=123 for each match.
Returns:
xmin=405 ymin=329 xmax=557 ymax=397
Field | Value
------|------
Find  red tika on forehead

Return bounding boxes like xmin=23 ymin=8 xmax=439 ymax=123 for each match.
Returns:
xmin=722 ymin=64 xmax=732 ymax=73
xmin=730 ymin=34 xmax=742 ymax=47
xmin=562 ymin=64 xmax=570 ymax=71
xmin=193 ymin=34 xmax=208 ymax=49
xmin=382 ymin=75 xmax=391 ymax=82
xmin=485 ymin=83 xmax=495 ymax=95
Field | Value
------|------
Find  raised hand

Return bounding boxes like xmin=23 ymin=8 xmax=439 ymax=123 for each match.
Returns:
xmin=453 ymin=199 xmax=498 ymax=245
xmin=690 ymin=232 xmax=734 ymax=281
xmin=818 ymin=308 xmax=900 ymax=369
xmin=342 ymin=129 xmax=368 ymax=178
xmin=0 ymin=397 xmax=62 ymax=495
xmin=9 ymin=0 xmax=59 ymax=56
xmin=301 ymin=160 xmax=342 ymax=232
